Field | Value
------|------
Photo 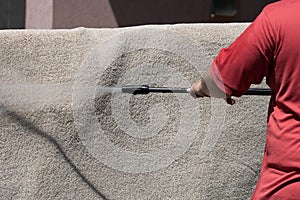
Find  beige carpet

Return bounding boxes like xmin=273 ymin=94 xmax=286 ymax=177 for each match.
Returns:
xmin=0 ymin=24 xmax=268 ymax=200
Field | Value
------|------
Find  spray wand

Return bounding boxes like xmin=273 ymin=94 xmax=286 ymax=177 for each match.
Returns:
xmin=121 ymin=85 xmax=271 ymax=96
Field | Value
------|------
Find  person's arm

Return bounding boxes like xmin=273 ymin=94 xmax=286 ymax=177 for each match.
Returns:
xmin=190 ymin=70 xmax=235 ymax=105
xmin=191 ymin=7 xmax=275 ymax=103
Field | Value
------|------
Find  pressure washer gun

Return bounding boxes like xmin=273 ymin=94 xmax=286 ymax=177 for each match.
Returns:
xmin=121 ymin=85 xmax=271 ymax=96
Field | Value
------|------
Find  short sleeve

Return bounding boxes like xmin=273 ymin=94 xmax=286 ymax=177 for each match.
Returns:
xmin=210 ymin=9 xmax=275 ymax=97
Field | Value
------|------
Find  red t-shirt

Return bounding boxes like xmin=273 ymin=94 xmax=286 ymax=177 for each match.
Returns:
xmin=210 ymin=0 xmax=300 ymax=199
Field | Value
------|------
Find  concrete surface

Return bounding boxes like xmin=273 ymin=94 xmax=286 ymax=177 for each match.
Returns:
xmin=0 ymin=24 xmax=269 ymax=199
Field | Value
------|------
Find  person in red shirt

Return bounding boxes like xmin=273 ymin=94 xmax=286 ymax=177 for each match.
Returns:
xmin=190 ymin=0 xmax=300 ymax=199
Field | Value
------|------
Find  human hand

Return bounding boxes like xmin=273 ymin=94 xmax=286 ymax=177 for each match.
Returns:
xmin=190 ymin=79 xmax=210 ymax=98
xmin=190 ymin=79 xmax=235 ymax=105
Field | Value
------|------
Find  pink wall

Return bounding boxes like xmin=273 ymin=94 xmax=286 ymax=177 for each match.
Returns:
xmin=26 ymin=0 xmax=53 ymax=29
xmin=52 ymin=0 xmax=118 ymax=28
xmin=26 ymin=0 xmax=117 ymax=29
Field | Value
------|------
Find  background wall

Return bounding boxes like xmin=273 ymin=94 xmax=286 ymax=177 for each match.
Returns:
xmin=0 ymin=0 xmax=278 ymax=29
xmin=0 ymin=0 xmax=25 ymax=29
xmin=0 ymin=24 xmax=269 ymax=199
xmin=25 ymin=0 xmax=54 ymax=29
xmin=34 ymin=0 xmax=278 ymax=28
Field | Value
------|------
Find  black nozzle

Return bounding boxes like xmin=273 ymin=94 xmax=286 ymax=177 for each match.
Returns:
xmin=122 ymin=85 xmax=150 ymax=95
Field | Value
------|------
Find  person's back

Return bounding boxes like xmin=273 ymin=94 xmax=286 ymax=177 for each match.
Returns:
xmin=251 ymin=1 xmax=300 ymax=198
xmin=267 ymin=0 xmax=300 ymax=121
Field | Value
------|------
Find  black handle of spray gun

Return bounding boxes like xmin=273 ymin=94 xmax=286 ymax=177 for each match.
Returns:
xmin=122 ymin=85 xmax=272 ymax=96
xmin=244 ymin=88 xmax=272 ymax=96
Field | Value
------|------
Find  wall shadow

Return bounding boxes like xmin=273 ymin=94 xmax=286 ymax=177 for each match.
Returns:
xmin=108 ymin=0 xmax=279 ymax=27
xmin=109 ymin=0 xmax=211 ymax=27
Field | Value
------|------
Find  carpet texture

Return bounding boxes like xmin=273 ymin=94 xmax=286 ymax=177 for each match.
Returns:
xmin=0 ymin=24 xmax=269 ymax=200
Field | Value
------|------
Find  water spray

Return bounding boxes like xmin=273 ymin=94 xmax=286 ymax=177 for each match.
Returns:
xmin=0 ymin=83 xmax=271 ymax=108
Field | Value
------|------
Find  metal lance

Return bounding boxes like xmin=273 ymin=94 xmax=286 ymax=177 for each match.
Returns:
xmin=121 ymin=85 xmax=272 ymax=96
